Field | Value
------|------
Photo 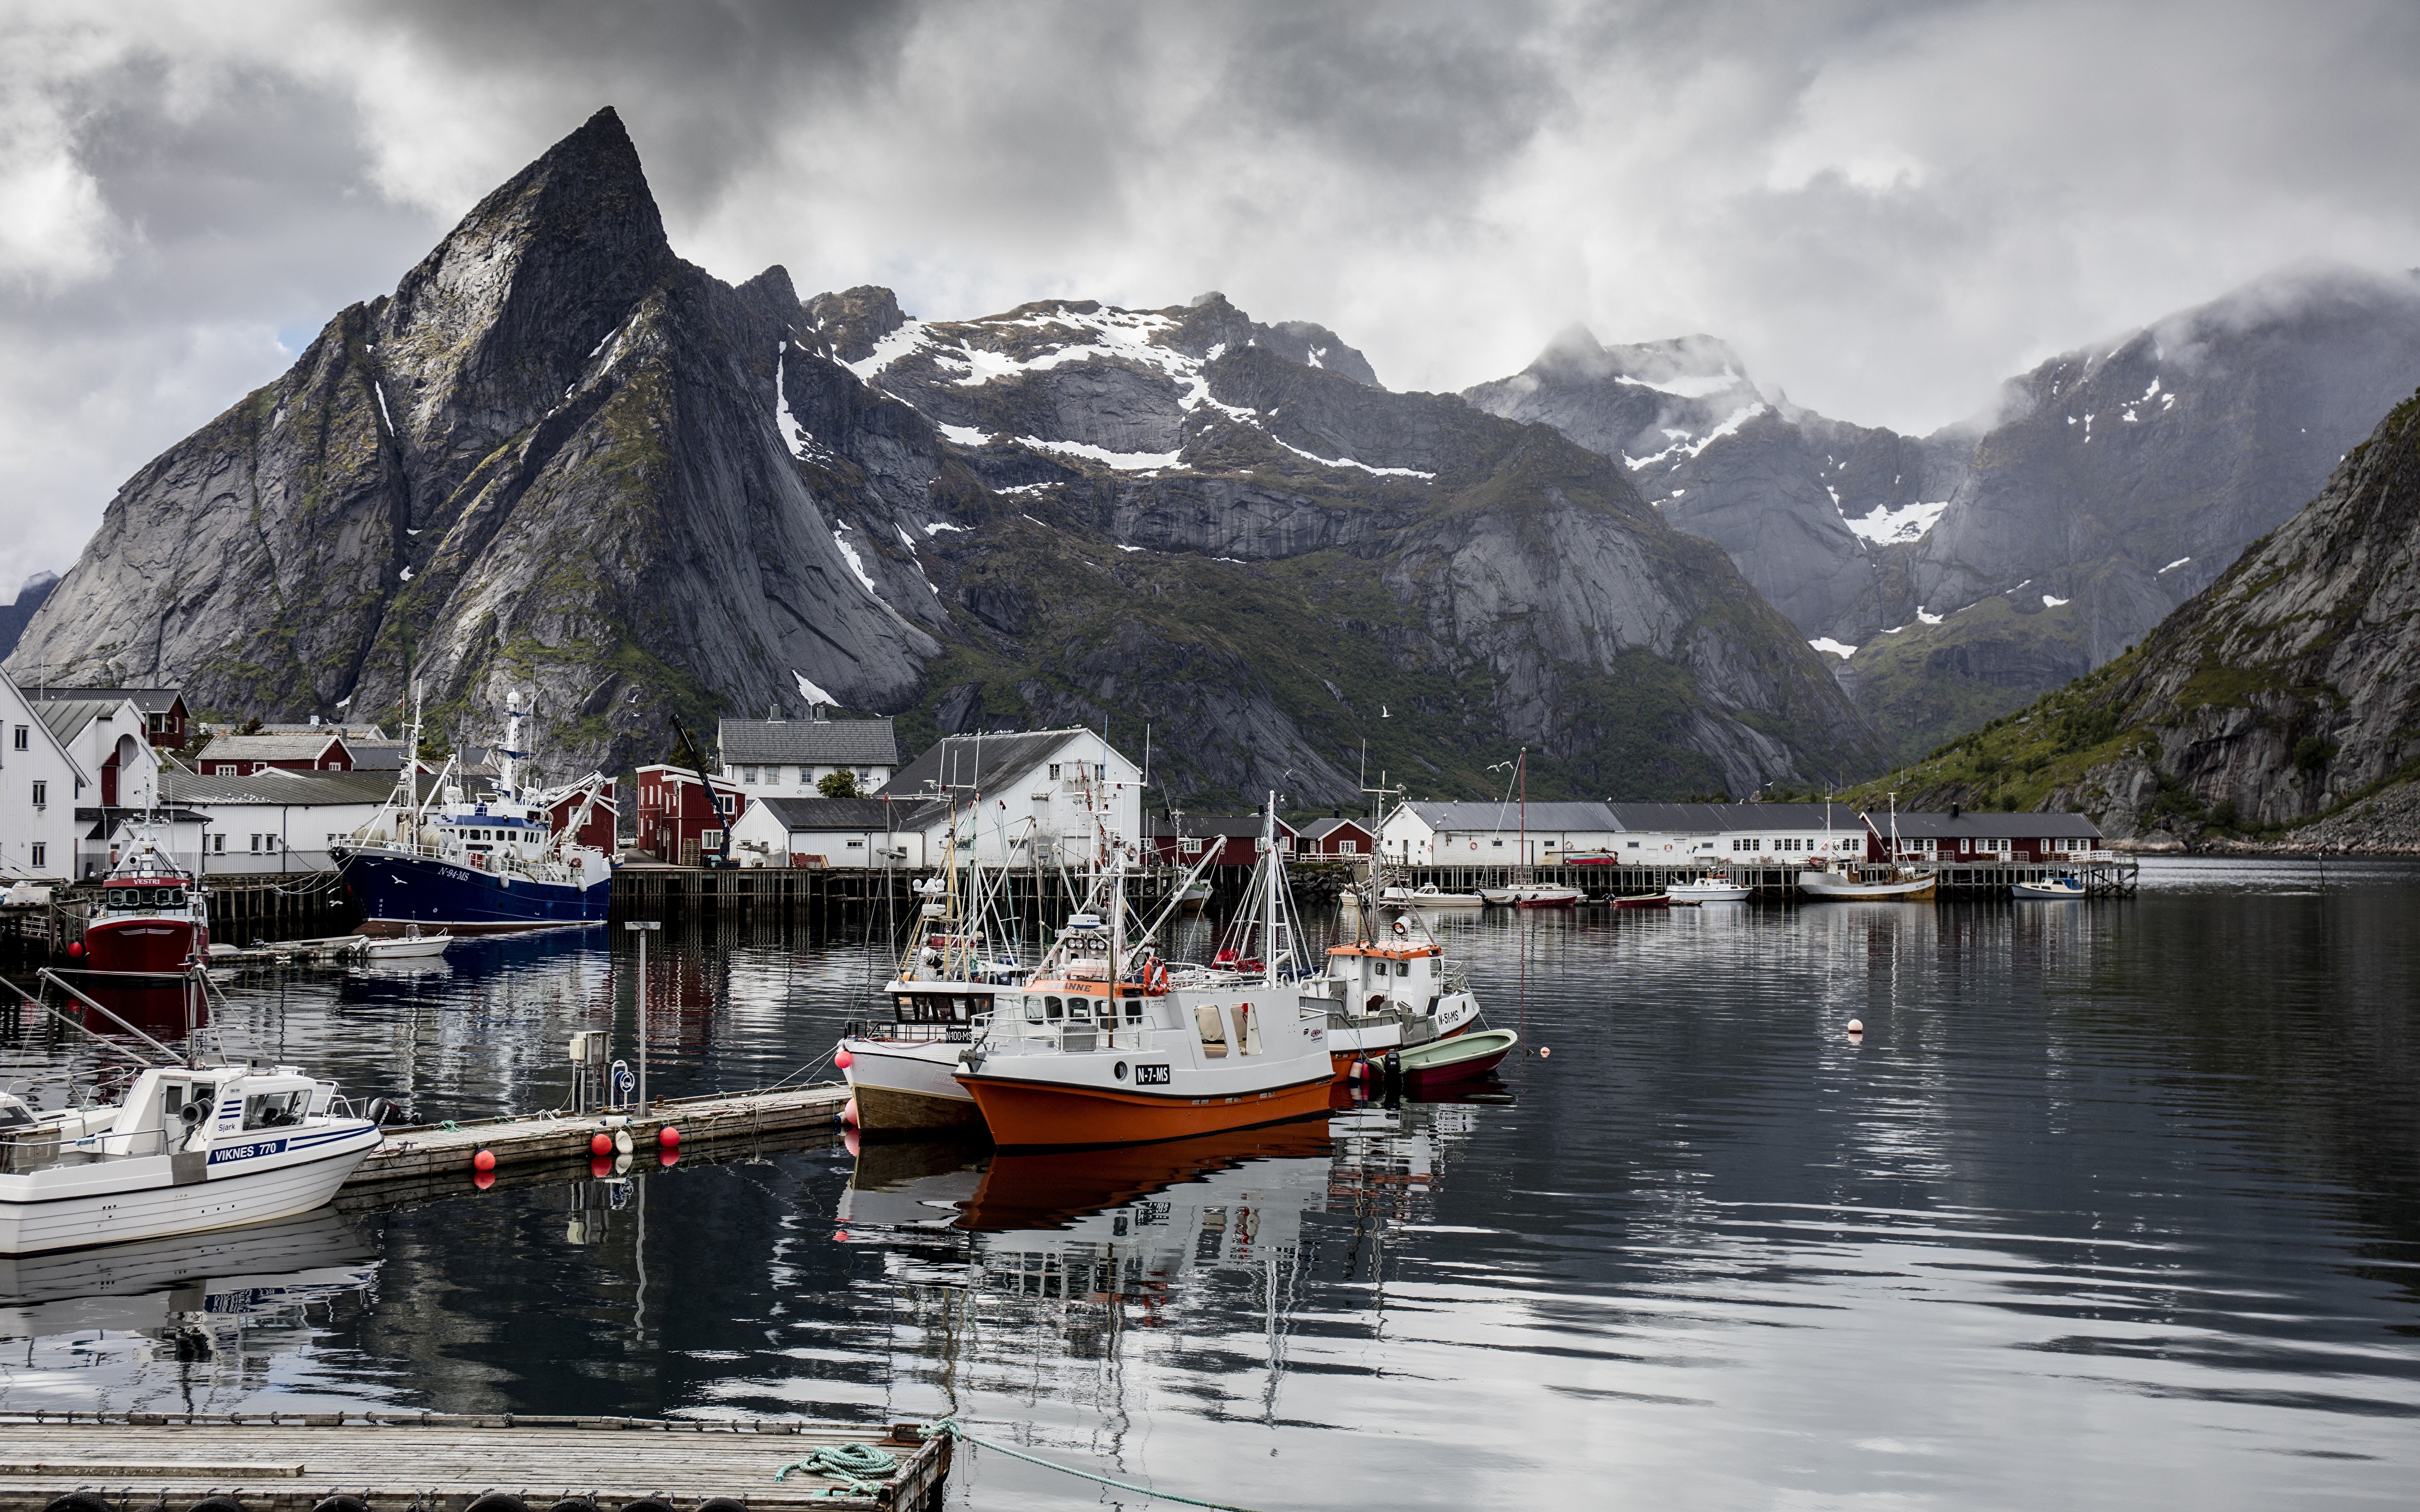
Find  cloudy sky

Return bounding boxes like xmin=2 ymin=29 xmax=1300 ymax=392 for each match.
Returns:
xmin=4 ymin=0 xmax=2417 ymax=596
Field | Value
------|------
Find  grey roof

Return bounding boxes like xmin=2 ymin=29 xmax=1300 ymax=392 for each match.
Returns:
xmin=720 ymin=718 xmax=899 ymax=767
xmin=25 ymin=686 xmax=184 ymax=716
xmin=881 ymin=729 xmax=1101 ymax=798
xmin=33 ymin=697 xmax=126 ymax=746
xmin=161 ymin=768 xmax=396 ymax=806
xmin=1298 ymin=816 xmax=1374 ymax=839
xmin=1888 ymin=810 xmax=2103 ymax=839
xmin=1405 ymin=801 xmax=1619 ymax=832
xmin=751 ymin=795 xmax=950 ymax=830
xmin=1609 ymin=801 xmax=1864 ymax=833
xmin=345 ymin=740 xmax=408 ymax=772
xmin=1146 ymin=812 xmax=1295 ymax=839
xmin=192 ymin=732 xmax=352 ymax=764
xmin=255 ymin=721 xmax=389 ymax=740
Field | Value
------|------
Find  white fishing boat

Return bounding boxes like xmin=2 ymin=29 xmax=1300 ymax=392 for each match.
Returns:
xmin=1668 ymin=873 xmax=1751 ymax=904
xmin=956 ymin=797 xmax=1333 ymax=1148
xmin=1175 ymin=879 xmax=1214 ymax=912
xmin=1378 ymin=883 xmax=1485 ymax=909
xmin=0 ymin=1063 xmax=384 ymax=1257
xmin=840 ymin=837 xmax=1021 ymax=1133
xmin=1798 ymin=793 xmax=1939 ymax=902
xmin=2013 ymin=874 xmax=2088 ymax=899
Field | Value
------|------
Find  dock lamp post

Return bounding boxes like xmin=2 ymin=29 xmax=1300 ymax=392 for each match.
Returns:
xmin=625 ymin=920 xmax=661 ymax=1111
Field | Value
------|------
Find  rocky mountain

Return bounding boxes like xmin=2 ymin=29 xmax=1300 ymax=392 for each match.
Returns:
xmin=1855 ymin=384 xmax=2420 ymax=840
xmin=6 ymin=108 xmax=1882 ymax=805
xmin=1470 ymin=266 xmax=2420 ymax=764
xmin=0 ymin=573 xmax=57 ymax=662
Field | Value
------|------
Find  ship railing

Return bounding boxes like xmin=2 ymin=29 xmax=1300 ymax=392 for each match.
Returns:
xmin=0 ymin=1123 xmax=178 ymax=1174
xmin=840 ymin=1019 xmax=971 ymax=1045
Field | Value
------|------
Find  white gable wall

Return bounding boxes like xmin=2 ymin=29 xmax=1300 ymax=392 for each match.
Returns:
xmin=0 ymin=673 xmax=87 ymax=879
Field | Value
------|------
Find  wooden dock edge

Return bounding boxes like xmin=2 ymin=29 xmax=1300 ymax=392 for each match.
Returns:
xmin=350 ymin=1084 xmax=853 ymax=1188
xmin=0 ymin=1414 xmax=948 ymax=1512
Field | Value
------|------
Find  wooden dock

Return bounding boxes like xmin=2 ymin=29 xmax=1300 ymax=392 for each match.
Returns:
xmin=0 ymin=1413 xmax=948 ymax=1510
xmin=349 ymin=1082 xmax=854 ymax=1188
xmin=1396 ymin=855 xmax=2140 ymax=898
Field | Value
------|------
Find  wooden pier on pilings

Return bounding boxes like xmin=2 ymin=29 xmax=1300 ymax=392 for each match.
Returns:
xmin=0 ymin=1412 xmax=950 ymax=1511
xmin=1394 ymin=856 xmax=2139 ymax=899
xmin=609 ymin=863 xmax=1187 ymax=927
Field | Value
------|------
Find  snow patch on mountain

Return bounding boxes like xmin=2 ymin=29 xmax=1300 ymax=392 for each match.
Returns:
xmin=1843 ymin=499 xmax=1950 ymax=545
xmin=1807 ymin=638 xmax=1858 ymax=660
xmin=1270 ymin=437 xmax=1435 ymax=480
xmin=1020 ymin=437 xmax=1183 ymax=471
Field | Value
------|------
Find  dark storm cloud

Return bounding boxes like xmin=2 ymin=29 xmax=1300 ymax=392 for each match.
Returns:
xmin=5 ymin=0 xmax=2419 ymax=595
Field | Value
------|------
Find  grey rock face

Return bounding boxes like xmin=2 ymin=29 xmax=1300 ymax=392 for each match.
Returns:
xmin=8 ymin=106 xmax=1882 ymax=806
xmin=8 ymin=108 xmax=930 ymax=775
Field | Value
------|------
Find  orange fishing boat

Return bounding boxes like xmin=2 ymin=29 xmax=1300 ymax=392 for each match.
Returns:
xmin=956 ymin=795 xmax=1335 ymax=1149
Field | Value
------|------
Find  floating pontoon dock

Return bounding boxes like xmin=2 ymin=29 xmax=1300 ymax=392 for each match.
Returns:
xmin=349 ymin=1083 xmax=855 ymax=1188
xmin=0 ymin=1412 xmax=948 ymax=1511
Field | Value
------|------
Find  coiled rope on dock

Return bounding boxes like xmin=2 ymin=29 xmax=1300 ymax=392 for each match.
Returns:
xmin=916 ymin=1419 xmax=1267 ymax=1512
xmin=773 ymin=1441 xmax=897 ymax=1496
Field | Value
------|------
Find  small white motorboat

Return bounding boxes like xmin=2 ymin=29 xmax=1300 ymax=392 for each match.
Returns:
xmin=1480 ymin=884 xmax=1583 ymax=908
xmin=0 ymin=1064 xmax=384 ymax=1256
xmin=360 ymin=925 xmax=453 ymax=959
xmin=1668 ymin=874 xmax=1751 ymax=904
xmin=1378 ymin=884 xmax=1485 ymax=910
xmin=2012 ymin=875 xmax=2088 ymax=900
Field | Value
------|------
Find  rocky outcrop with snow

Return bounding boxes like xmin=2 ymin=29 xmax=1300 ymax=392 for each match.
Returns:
xmin=1471 ymin=266 xmax=2420 ymax=764
xmin=6 ymin=110 xmax=1883 ymax=801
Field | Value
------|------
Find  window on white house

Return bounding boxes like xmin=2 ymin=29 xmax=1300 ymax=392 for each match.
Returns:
xmin=845 ymin=839 xmax=863 ymax=848
xmin=30 ymin=781 xmax=45 ymax=808
xmin=11 ymin=726 xmax=24 ymax=751
xmin=742 ymin=766 xmax=759 ymax=784
xmin=1491 ymin=839 xmax=1504 ymax=847
xmin=1047 ymin=763 xmax=1061 ymax=780
xmin=210 ymin=833 xmax=226 ymax=853
xmin=29 ymin=844 xmax=45 ymax=869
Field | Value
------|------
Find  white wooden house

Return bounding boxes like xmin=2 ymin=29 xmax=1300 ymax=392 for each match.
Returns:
xmin=879 ymin=729 xmax=1143 ymax=869
xmin=0 ymin=670 xmax=88 ymax=881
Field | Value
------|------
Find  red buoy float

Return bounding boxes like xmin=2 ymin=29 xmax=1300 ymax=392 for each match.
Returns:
xmin=66 ymin=941 xmax=83 ymax=959
xmin=589 ymin=1155 xmax=613 ymax=1178
xmin=474 ymin=1170 xmax=495 ymax=1191
xmin=472 ymin=1147 xmax=497 ymax=1172
xmin=841 ymin=1097 xmax=859 ymax=1128
xmin=590 ymin=1132 xmax=612 ymax=1156
xmin=834 ymin=1047 xmax=854 ymax=1070
xmin=657 ymin=1125 xmax=680 ymax=1149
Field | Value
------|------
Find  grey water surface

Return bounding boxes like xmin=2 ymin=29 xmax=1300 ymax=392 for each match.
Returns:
xmin=3 ymin=857 xmax=2416 ymax=1510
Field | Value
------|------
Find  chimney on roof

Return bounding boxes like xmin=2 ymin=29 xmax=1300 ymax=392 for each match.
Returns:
xmin=811 ymin=704 xmax=827 ymax=723
xmin=309 ymin=714 xmax=321 ymax=727
xmin=1949 ymin=801 xmax=1962 ymax=819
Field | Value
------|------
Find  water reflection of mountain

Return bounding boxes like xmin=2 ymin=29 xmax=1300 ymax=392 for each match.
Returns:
xmin=0 ymin=1211 xmax=379 ymax=1413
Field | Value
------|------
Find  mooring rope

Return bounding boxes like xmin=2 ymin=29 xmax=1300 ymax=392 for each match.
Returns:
xmin=774 ymin=1441 xmax=899 ymax=1496
xmin=919 ymin=1419 xmax=1267 ymax=1512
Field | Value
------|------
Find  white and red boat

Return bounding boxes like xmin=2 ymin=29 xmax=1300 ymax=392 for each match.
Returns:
xmin=955 ymin=797 xmax=1332 ymax=1149
xmin=79 ymin=827 xmax=208 ymax=975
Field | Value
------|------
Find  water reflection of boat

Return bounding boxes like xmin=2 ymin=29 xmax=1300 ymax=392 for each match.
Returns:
xmin=959 ymin=1121 xmax=1332 ymax=1233
xmin=836 ymin=1138 xmax=986 ymax=1229
xmin=0 ymin=1207 xmax=374 ymax=1340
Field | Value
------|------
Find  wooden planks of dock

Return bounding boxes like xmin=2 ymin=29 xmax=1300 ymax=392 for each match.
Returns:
xmin=0 ymin=1414 xmax=948 ymax=1511
xmin=350 ymin=1084 xmax=854 ymax=1188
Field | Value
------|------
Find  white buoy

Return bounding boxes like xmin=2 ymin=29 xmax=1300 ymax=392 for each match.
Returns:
xmin=1847 ymin=1018 xmax=1865 ymax=1034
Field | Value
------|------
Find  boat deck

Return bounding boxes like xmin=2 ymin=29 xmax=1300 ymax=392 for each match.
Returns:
xmin=0 ymin=1413 xmax=947 ymax=1511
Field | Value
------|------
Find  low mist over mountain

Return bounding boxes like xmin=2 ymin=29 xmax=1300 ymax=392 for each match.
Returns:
xmin=1857 ymin=385 xmax=2420 ymax=842
xmin=1470 ymin=266 xmax=2420 ymax=763
xmin=6 ymin=109 xmax=1882 ymax=804
xmin=0 ymin=573 xmax=58 ymax=663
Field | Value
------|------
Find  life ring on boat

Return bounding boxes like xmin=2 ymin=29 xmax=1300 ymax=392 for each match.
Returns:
xmin=1469 ymin=841 xmax=1478 ymax=850
xmin=1144 ymin=959 xmax=1170 ymax=994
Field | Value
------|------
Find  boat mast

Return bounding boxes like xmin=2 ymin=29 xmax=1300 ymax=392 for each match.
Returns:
xmin=1518 ymin=748 xmax=1529 ymax=885
xmin=1262 ymin=789 xmax=1279 ymax=990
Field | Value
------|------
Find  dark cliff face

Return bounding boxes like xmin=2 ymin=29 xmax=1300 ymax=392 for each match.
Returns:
xmin=1470 ymin=266 xmax=2420 ymax=765
xmin=8 ymin=108 xmax=931 ymax=770
xmin=1858 ymin=387 xmax=2420 ymax=837
xmin=8 ymin=108 xmax=1882 ymax=803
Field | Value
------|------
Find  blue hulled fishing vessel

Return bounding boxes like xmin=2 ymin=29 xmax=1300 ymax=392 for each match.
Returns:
xmin=331 ymin=694 xmax=614 ymax=935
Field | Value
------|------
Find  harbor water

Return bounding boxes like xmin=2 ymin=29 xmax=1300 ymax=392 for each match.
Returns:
xmin=3 ymin=857 xmax=2416 ymax=1509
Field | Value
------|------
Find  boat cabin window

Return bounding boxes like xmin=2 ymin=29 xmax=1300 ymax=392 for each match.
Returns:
xmin=160 ymin=1080 xmax=193 ymax=1125
xmin=1195 ymin=1004 xmax=1229 ymax=1057
xmin=1395 ymin=960 xmax=1410 ymax=976
xmin=892 ymin=993 xmax=972 ymax=1024
xmin=1045 ymin=995 xmax=1064 ymax=1022
xmin=1023 ymin=994 xmax=1045 ymax=1023
xmin=243 ymin=1089 xmax=308 ymax=1129
xmin=0 ymin=1100 xmax=34 ymax=1130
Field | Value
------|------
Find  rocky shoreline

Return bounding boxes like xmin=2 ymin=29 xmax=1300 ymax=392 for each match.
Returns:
xmin=2106 ymin=779 xmax=2420 ymax=857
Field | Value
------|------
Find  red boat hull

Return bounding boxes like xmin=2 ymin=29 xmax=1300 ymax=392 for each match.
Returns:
xmin=81 ymin=918 xmax=204 ymax=973
xmin=1405 ymin=1044 xmax=1513 ymax=1089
